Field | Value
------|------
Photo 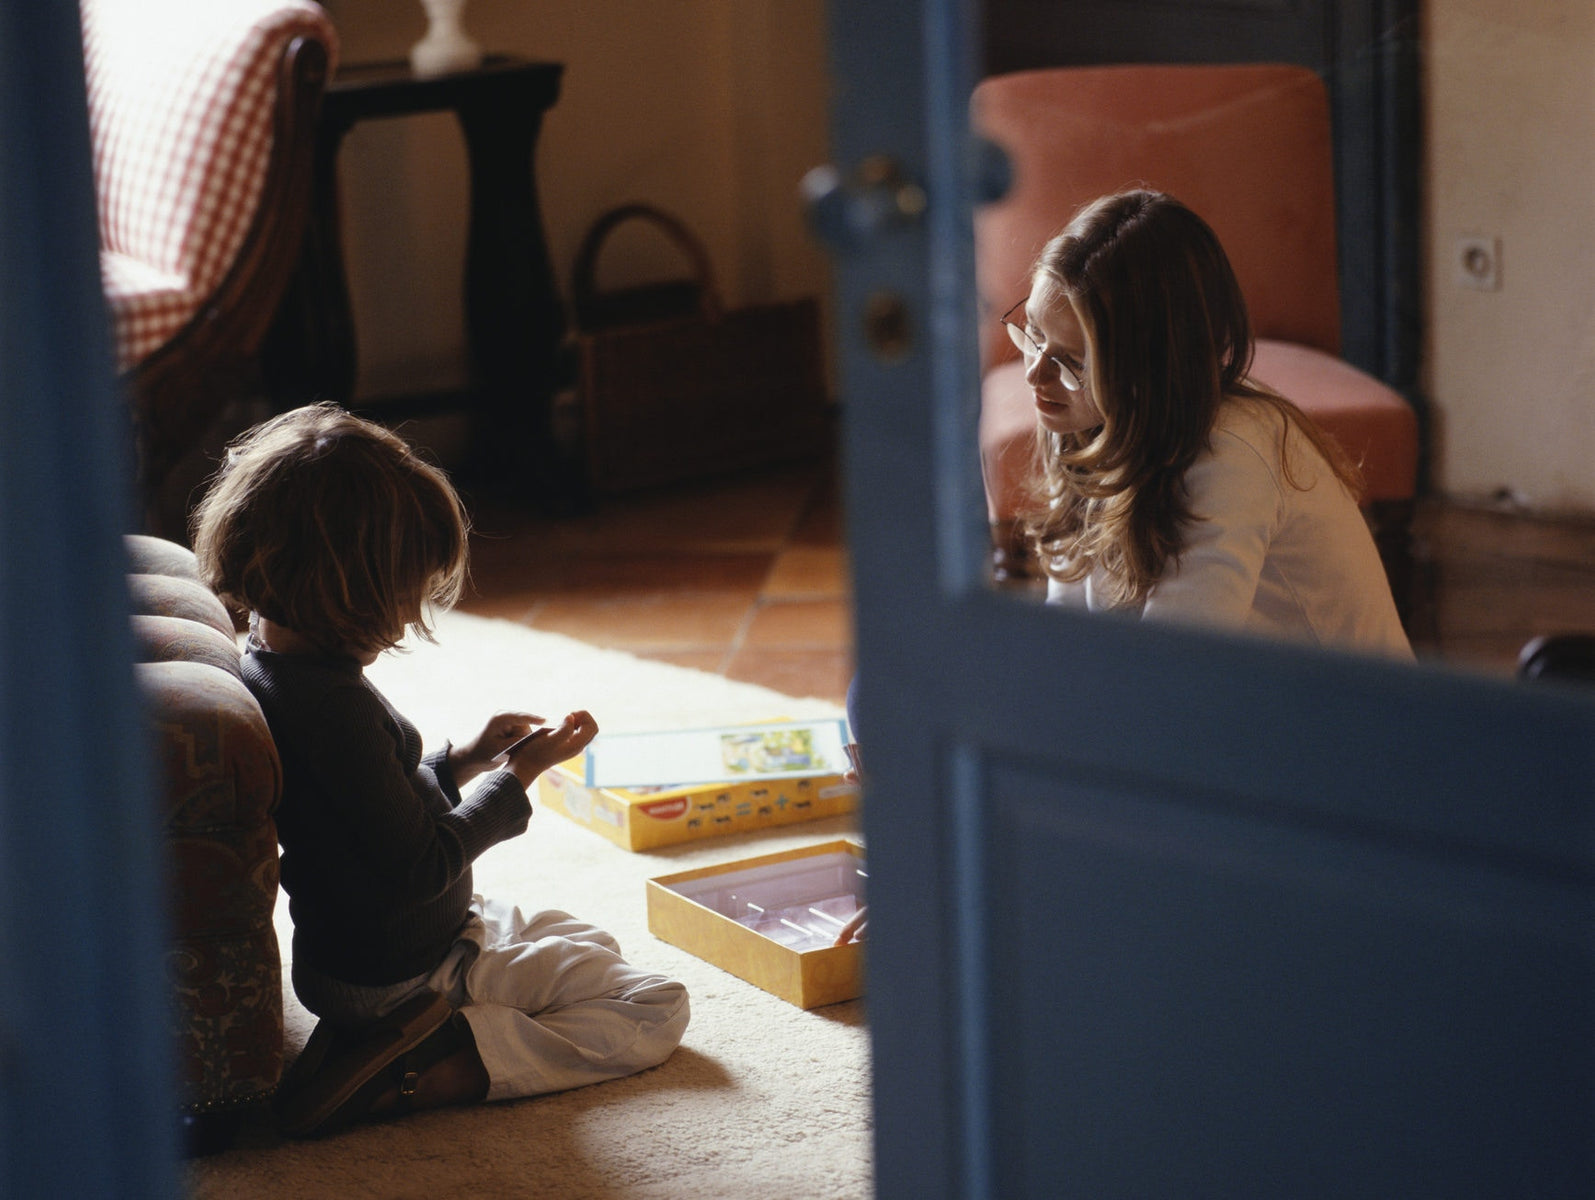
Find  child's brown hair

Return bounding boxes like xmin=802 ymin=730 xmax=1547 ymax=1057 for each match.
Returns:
xmin=191 ymin=403 xmax=469 ymax=657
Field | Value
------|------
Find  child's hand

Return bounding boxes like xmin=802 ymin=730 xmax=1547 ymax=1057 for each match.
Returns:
xmin=450 ymin=711 xmax=546 ymax=786
xmin=504 ymin=710 xmax=598 ymax=790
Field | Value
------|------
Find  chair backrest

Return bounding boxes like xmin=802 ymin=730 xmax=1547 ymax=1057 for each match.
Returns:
xmin=971 ymin=63 xmax=1342 ymax=373
xmin=79 ymin=0 xmax=338 ymax=370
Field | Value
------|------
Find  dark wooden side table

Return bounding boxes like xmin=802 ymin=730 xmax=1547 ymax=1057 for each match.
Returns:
xmin=264 ymin=55 xmax=583 ymax=511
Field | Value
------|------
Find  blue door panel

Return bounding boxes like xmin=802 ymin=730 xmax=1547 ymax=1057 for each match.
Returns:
xmin=822 ymin=3 xmax=1594 ymax=1198
xmin=1 ymin=4 xmax=179 ymax=1194
xmin=980 ymin=759 xmax=1595 ymax=1197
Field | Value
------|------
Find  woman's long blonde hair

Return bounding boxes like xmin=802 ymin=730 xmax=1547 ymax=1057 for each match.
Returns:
xmin=1022 ymin=190 xmax=1362 ymax=606
xmin=190 ymin=403 xmax=470 ymax=657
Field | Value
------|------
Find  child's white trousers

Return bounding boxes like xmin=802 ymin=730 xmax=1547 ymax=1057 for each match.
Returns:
xmin=297 ymin=895 xmax=690 ymax=1100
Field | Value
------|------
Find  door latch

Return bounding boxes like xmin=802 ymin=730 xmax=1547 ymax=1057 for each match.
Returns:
xmin=801 ymin=155 xmax=928 ymax=251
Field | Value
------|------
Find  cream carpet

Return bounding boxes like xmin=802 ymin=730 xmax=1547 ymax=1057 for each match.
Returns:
xmin=186 ymin=610 xmax=870 ymax=1200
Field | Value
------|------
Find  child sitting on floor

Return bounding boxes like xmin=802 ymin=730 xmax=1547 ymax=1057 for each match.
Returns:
xmin=190 ymin=403 xmax=689 ymax=1138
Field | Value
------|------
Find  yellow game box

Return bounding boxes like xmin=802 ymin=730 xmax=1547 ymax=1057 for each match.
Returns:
xmin=536 ymin=761 xmax=858 ymax=852
xmin=646 ymin=840 xmax=866 ymax=1008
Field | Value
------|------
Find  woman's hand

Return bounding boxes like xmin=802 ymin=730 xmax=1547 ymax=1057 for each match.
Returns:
xmin=833 ymin=907 xmax=868 ymax=946
xmin=449 ymin=711 xmax=545 ymax=786
xmin=503 ymin=710 xmax=598 ymax=791
xmin=842 ymin=742 xmax=863 ymax=785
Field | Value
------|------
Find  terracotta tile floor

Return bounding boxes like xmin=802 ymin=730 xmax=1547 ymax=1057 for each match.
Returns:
xmin=457 ymin=447 xmax=1595 ymax=701
xmin=461 ymin=456 xmax=855 ymax=705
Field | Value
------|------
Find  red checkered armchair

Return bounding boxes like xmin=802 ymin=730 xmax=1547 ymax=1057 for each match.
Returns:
xmin=81 ymin=0 xmax=338 ymax=534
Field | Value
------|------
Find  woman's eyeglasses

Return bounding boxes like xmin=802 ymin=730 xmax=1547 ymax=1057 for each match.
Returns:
xmin=1000 ymin=297 xmax=1087 ymax=392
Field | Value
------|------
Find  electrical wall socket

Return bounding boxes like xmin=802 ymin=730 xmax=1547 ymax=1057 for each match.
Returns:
xmin=1455 ymin=234 xmax=1502 ymax=291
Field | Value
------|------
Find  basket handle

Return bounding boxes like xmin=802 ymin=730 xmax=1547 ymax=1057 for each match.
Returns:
xmin=571 ymin=204 xmax=721 ymax=324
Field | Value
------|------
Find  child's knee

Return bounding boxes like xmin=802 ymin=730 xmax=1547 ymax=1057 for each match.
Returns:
xmin=641 ymin=979 xmax=690 ymax=1037
xmin=631 ymin=982 xmax=690 ymax=1065
xmin=518 ymin=909 xmax=621 ymax=956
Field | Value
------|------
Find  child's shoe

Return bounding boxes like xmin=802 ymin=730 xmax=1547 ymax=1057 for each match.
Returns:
xmin=274 ymin=989 xmax=453 ymax=1138
xmin=326 ymin=1009 xmax=483 ymax=1131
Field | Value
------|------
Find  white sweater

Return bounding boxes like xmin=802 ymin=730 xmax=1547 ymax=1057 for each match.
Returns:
xmin=1045 ymin=396 xmax=1413 ymax=660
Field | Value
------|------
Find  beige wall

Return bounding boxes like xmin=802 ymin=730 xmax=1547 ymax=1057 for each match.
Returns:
xmin=326 ymin=2 xmax=1595 ymax=517
xmin=321 ymin=0 xmax=832 ymax=399
xmin=1424 ymin=0 xmax=1595 ymax=513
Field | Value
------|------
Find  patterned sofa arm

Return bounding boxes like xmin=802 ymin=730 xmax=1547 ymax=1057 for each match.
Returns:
xmin=125 ymin=533 xmax=283 ymax=1141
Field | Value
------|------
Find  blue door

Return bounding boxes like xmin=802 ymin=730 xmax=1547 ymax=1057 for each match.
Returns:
xmin=0 ymin=5 xmax=179 ymax=1195
xmin=818 ymin=4 xmax=1595 ymax=1197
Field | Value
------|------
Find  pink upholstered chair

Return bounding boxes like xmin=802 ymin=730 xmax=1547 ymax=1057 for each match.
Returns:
xmin=80 ymin=0 xmax=338 ymax=534
xmin=972 ymin=64 xmax=1421 ymax=622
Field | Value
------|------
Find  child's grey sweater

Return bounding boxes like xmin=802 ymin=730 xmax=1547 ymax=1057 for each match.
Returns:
xmin=242 ymin=642 xmax=531 ymax=987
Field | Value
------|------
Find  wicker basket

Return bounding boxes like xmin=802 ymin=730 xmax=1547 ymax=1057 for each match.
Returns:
xmin=572 ymin=204 xmax=828 ymax=492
